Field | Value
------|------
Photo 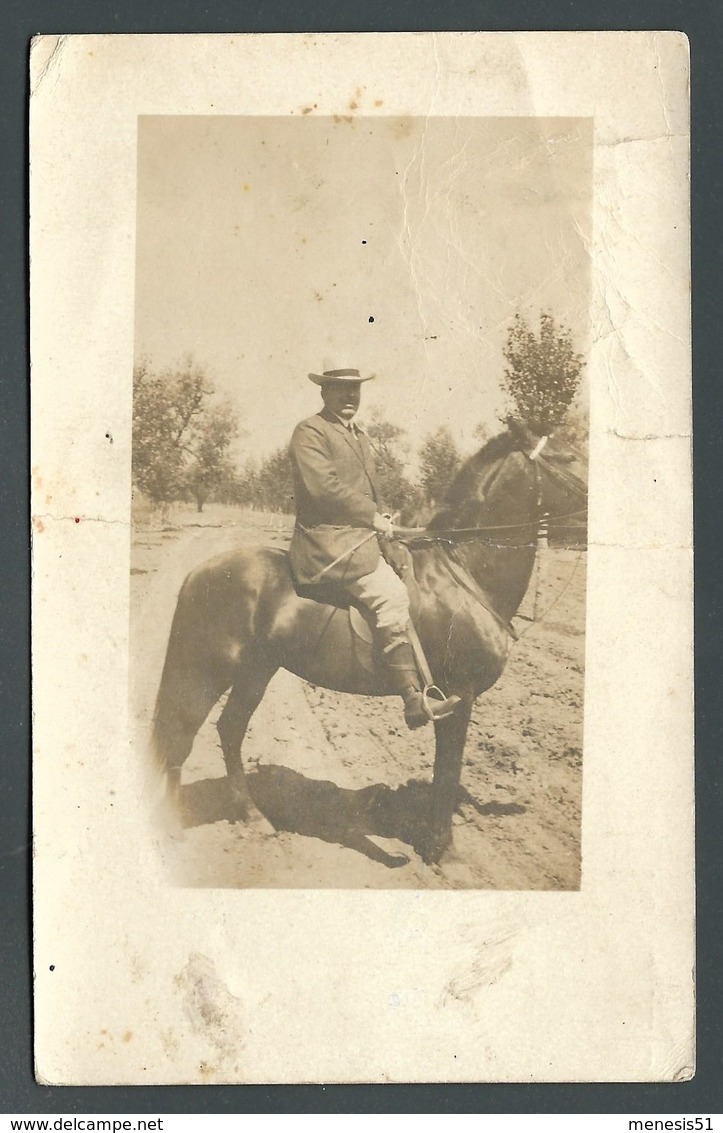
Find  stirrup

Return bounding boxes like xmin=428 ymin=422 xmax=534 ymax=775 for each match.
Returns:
xmin=422 ymin=685 xmax=461 ymax=722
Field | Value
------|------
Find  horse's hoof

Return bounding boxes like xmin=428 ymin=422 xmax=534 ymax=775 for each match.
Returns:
xmin=153 ymin=797 xmax=186 ymax=839
xmin=416 ymin=829 xmax=453 ymax=866
xmin=235 ymin=801 xmax=276 ymax=837
xmin=248 ymin=813 xmax=276 ymax=838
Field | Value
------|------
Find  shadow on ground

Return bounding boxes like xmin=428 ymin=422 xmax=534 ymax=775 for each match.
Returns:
xmin=179 ymin=767 xmax=526 ymax=869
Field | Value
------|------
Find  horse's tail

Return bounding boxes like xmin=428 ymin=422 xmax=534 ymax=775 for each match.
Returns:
xmin=150 ymin=579 xmax=191 ymax=778
xmin=148 ymin=545 xmax=285 ymax=791
xmin=150 ymin=570 xmax=228 ymax=781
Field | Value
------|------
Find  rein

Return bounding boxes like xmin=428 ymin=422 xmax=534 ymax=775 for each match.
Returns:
xmin=395 ymin=443 xmax=586 ymax=549
xmin=396 ymin=440 xmax=587 ymax=636
xmin=394 ymin=509 xmax=587 ymax=549
xmin=513 ymin=546 xmax=585 ymax=637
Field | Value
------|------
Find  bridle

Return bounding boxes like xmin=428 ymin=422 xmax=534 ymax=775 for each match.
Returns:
xmin=396 ymin=439 xmax=587 ymax=551
xmin=397 ymin=436 xmax=587 ymax=637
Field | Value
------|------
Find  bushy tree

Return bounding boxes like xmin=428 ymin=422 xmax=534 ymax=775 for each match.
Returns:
xmin=419 ymin=426 xmax=462 ymax=504
xmin=132 ymin=361 xmax=188 ymax=504
xmin=501 ymin=312 xmax=585 ymax=431
xmin=132 ymin=359 xmax=241 ymax=511
xmin=366 ymin=419 xmax=423 ymax=519
xmin=184 ymin=404 xmax=239 ymax=512
xmin=243 ymin=445 xmax=295 ymax=513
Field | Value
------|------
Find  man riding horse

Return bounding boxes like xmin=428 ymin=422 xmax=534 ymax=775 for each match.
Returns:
xmin=289 ymin=366 xmax=461 ymax=730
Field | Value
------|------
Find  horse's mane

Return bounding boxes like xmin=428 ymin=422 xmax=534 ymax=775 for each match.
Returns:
xmin=426 ymin=429 xmax=517 ymax=530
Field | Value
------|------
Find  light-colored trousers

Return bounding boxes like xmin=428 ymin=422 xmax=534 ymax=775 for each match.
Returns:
xmin=346 ymin=558 xmax=410 ymax=653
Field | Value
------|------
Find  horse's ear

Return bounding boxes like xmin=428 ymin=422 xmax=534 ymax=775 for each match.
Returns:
xmin=549 ymin=445 xmax=577 ymax=464
xmin=506 ymin=417 xmax=536 ymax=449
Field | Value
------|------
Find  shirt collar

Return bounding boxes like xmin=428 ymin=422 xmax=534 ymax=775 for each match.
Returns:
xmin=330 ymin=411 xmax=361 ymax=434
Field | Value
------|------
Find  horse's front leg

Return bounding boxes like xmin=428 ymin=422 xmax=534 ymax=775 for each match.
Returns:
xmin=418 ymin=694 xmax=474 ymax=864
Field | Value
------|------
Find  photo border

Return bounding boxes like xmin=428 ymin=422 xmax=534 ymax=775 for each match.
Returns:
xmin=5 ymin=0 xmax=720 ymax=1113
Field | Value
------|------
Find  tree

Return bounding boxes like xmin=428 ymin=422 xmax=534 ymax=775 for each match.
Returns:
xmin=418 ymin=426 xmax=462 ymax=504
xmin=473 ymin=420 xmax=492 ymax=446
xmin=184 ymin=404 xmax=239 ymax=512
xmin=247 ymin=445 xmax=295 ymax=513
xmin=366 ymin=419 xmax=423 ymax=519
xmin=501 ymin=312 xmax=585 ymax=431
xmin=132 ymin=359 xmax=241 ymax=511
xmin=553 ymin=401 xmax=589 ymax=459
xmin=132 ymin=361 xmax=187 ymax=505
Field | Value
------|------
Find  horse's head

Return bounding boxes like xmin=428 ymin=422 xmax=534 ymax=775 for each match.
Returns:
xmin=506 ymin=418 xmax=588 ymax=542
xmin=429 ymin=417 xmax=587 ymax=542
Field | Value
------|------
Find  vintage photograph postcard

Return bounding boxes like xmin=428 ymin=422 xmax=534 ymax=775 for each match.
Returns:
xmin=31 ymin=32 xmax=693 ymax=1083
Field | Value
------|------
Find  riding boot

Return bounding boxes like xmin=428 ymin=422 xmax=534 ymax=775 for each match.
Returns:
xmin=384 ymin=641 xmax=461 ymax=730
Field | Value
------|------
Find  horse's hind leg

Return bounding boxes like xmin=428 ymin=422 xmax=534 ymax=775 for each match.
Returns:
xmin=153 ymin=667 xmax=232 ymax=826
xmin=217 ymin=664 xmax=277 ymax=832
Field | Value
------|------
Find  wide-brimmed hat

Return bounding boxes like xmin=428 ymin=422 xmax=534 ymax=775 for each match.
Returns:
xmin=308 ymin=367 xmax=375 ymax=386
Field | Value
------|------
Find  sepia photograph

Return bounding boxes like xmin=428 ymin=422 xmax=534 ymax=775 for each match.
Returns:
xmin=131 ymin=115 xmax=591 ymax=889
xmin=31 ymin=33 xmax=693 ymax=1084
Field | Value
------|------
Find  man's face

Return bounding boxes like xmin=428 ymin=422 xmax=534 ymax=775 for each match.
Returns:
xmin=321 ymin=380 xmax=362 ymax=421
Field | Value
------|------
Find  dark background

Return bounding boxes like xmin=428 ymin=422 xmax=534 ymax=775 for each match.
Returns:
xmin=2 ymin=0 xmax=720 ymax=1115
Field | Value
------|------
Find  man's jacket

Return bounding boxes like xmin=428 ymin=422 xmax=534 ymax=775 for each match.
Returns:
xmin=289 ymin=406 xmax=382 ymax=585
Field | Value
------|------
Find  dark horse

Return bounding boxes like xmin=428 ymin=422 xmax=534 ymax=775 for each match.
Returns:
xmin=151 ymin=418 xmax=587 ymax=863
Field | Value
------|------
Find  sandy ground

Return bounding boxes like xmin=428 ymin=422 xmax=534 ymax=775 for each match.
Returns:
xmin=130 ymin=504 xmax=585 ymax=890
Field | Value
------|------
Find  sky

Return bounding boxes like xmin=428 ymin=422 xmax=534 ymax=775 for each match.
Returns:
xmin=134 ymin=115 xmax=592 ymax=463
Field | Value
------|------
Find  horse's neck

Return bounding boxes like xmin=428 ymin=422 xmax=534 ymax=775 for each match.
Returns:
xmin=452 ymin=537 xmax=536 ymax=624
xmin=440 ymin=456 xmax=538 ymax=622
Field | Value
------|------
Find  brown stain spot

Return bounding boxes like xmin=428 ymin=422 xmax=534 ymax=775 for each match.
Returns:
xmin=243 ymin=184 xmax=251 ymax=192
xmin=123 ymin=1031 xmax=133 ymax=1043
xmin=349 ymin=100 xmax=358 ymax=111
xmin=34 ymin=517 xmax=45 ymax=534
xmin=74 ymin=517 xmax=80 ymax=524
xmin=375 ymin=99 xmax=384 ymax=107
xmin=333 ymin=115 xmax=354 ymax=126
xmin=301 ymin=104 xmax=317 ymax=115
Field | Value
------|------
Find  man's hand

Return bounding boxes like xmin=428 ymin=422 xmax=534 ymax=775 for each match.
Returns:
xmin=373 ymin=512 xmax=395 ymax=539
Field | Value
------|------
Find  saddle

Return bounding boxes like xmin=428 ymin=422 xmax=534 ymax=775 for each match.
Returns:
xmin=293 ymin=542 xmax=422 ymax=673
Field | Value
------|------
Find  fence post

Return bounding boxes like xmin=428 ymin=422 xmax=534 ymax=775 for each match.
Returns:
xmin=532 ymin=512 xmax=550 ymax=621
